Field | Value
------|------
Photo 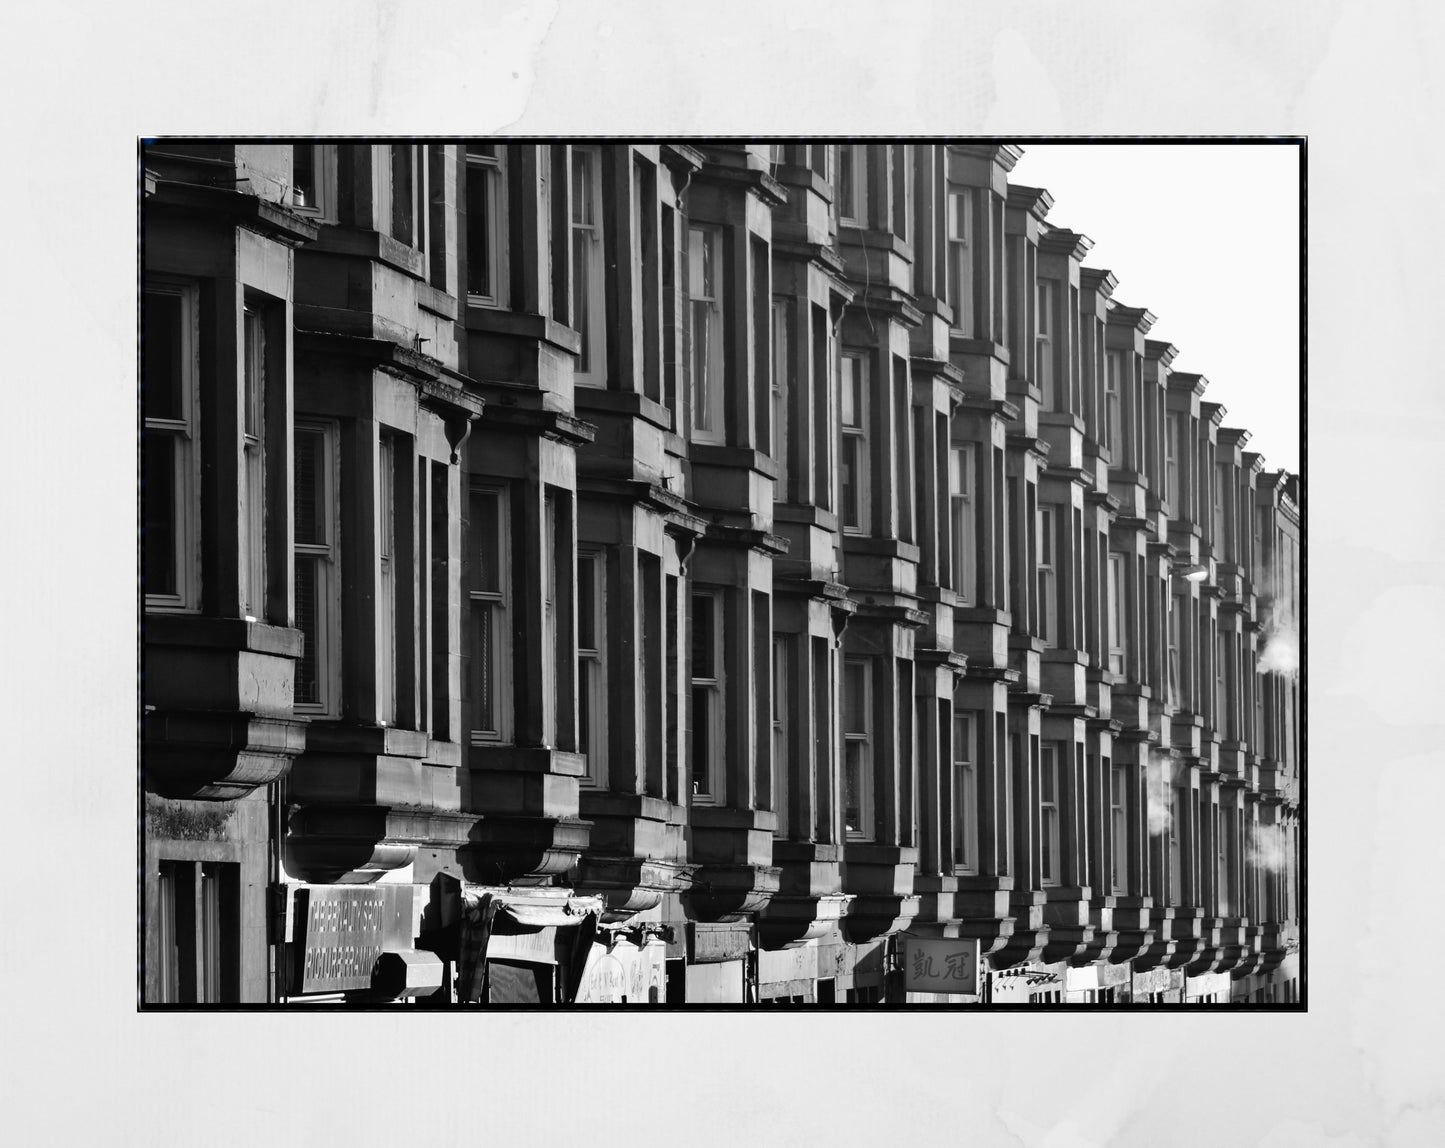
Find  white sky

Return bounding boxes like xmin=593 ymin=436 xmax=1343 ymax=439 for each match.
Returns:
xmin=1009 ymin=142 xmax=1301 ymax=473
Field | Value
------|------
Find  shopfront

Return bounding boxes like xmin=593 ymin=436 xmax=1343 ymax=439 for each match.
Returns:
xmin=457 ymin=887 xmax=603 ymax=1005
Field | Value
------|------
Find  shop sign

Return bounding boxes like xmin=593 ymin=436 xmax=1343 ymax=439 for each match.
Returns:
xmin=1132 ymin=966 xmax=1186 ymax=996
xmin=290 ymin=885 xmax=413 ymax=994
xmin=487 ymin=927 xmax=559 ymax=965
xmin=1186 ymin=971 xmax=1231 ymax=999
xmin=1065 ymin=964 xmax=1099 ymax=994
xmin=758 ymin=944 xmax=818 ymax=987
xmin=902 ymin=935 xmax=980 ymax=995
xmin=1099 ymin=962 xmax=1130 ymax=988
xmin=575 ymin=940 xmax=665 ymax=1004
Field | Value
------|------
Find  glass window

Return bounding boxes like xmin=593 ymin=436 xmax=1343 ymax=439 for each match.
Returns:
xmin=1110 ymin=764 xmax=1127 ymax=895
xmin=953 ymin=711 xmax=977 ymax=873
xmin=840 ymin=353 xmax=870 ymax=533
xmin=838 ymin=144 xmax=867 ymax=226
xmin=1040 ymin=743 xmax=1061 ymax=886
xmin=690 ymin=591 xmax=724 ymax=803
xmin=1168 ymin=595 xmax=1182 ymax=711
xmin=772 ymin=635 xmax=790 ymax=838
xmin=470 ymin=486 xmax=510 ymax=742
xmin=294 ymin=421 xmax=340 ymax=716
xmin=571 ymin=147 xmax=607 ymax=386
xmin=1037 ymin=506 xmax=1057 ymax=647
xmin=688 ymin=224 xmax=725 ymax=440
xmin=947 ymin=189 xmax=973 ymax=336
xmin=466 ymin=144 xmax=508 ymax=307
xmin=771 ymin=297 xmax=789 ymax=489
xmin=950 ymin=445 xmax=975 ymax=604
xmin=241 ymin=305 xmax=266 ymax=621
xmin=843 ymin=658 xmax=873 ymax=841
xmin=1107 ymin=553 xmax=1126 ymax=675
xmin=378 ymin=435 xmax=397 ymax=725
xmin=1036 ymin=279 xmax=1056 ymax=408
xmin=291 ymin=143 xmax=336 ymax=219
xmin=143 ymin=281 xmax=200 ymax=612
xmin=578 ymin=547 xmax=607 ymax=786
xmin=1105 ymin=351 xmax=1124 ymax=461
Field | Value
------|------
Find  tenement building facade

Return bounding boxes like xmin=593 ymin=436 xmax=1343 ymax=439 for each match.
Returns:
xmin=141 ymin=141 xmax=1302 ymax=1006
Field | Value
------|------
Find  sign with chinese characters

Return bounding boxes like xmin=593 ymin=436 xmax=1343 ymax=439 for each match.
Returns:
xmin=289 ymin=885 xmax=414 ymax=994
xmin=901 ymin=935 xmax=980 ymax=995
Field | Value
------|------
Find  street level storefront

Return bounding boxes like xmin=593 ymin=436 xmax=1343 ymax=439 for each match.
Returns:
xmin=457 ymin=887 xmax=602 ymax=1005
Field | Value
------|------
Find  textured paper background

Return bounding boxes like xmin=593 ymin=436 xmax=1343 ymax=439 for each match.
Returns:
xmin=9 ymin=1 xmax=1442 ymax=1143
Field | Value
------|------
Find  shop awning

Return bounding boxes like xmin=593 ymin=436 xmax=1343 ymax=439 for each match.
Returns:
xmin=457 ymin=887 xmax=603 ymax=1004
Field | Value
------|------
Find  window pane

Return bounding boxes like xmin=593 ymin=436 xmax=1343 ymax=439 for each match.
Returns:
xmin=466 ymin=163 xmax=492 ymax=297
xmin=578 ymin=555 xmax=595 ymax=649
xmin=845 ymin=741 xmax=864 ymax=832
xmin=473 ymin=492 xmax=500 ymax=593
xmin=144 ymin=291 xmax=184 ymax=422
xmin=573 ymin=231 xmax=591 ymax=373
xmin=691 ymin=595 xmax=714 ymax=675
xmin=295 ymin=556 xmax=320 ymax=705
xmin=293 ymin=145 xmax=316 ymax=207
xmin=691 ymin=298 xmax=711 ymax=430
xmin=294 ymin=429 xmax=323 ymax=547
xmin=144 ymin=431 xmax=177 ymax=596
xmin=200 ymin=865 xmax=221 ymax=1003
xmin=579 ymin=659 xmax=592 ymax=759
xmin=691 ymin=686 xmax=711 ymax=794
xmin=474 ymin=604 xmax=494 ymax=731
xmin=572 ymin=150 xmax=592 ymax=226
xmin=843 ymin=662 xmax=867 ymax=733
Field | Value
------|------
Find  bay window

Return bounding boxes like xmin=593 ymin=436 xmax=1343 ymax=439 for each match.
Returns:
xmin=953 ymin=711 xmax=977 ymax=873
xmin=1105 ymin=350 xmax=1124 ymax=461
xmin=294 ymin=421 xmax=340 ymax=715
xmin=1107 ymin=553 xmax=1126 ymax=674
xmin=1110 ymin=764 xmax=1127 ymax=895
xmin=771 ymin=297 xmax=789 ymax=487
xmin=1036 ymin=278 xmax=1056 ymax=407
xmin=1165 ymin=414 xmax=1180 ymax=509
xmin=1168 ymin=594 xmax=1182 ymax=710
xmin=1040 ymin=743 xmax=1061 ymax=886
xmin=840 ymin=353 xmax=870 ymax=534
xmin=690 ymin=590 xmax=725 ymax=804
xmin=947 ymin=188 xmax=973 ymax=335
xmin=772 ymin=635 xmax=790 ymax=838
xmin=143 ymin=280 xmax=200 ymax=612
xmin=688 ymin=224 xmax=725 ymax=441
xmin=383 ymin=143 xmax=427 ymax=251
xmin=843 ymin=657 xmax=873 ymax=841
xmin=465 ymin=144 xmax=508 ymax=307
xmin=578 ymin=547 xmax=607 ymax=785
xmin=571 ymin=146 xmax=607 ymax=386
xmin=469 ymin=485 xmax=511 ymax=742
xmin=1168 ymin=786 xmax=1184 ymax=904
xmin=1037 ymin=506 xmax=1057 ymax=646
xmin=950 ymin=445 xmax=975 ymax=604
xmin=837 ymin=144 xmax=868 ymax=226
xmin=378 ymin=435 xmax=398 ymax=725
xmin=291 ymin=143 xmax=336 ymax=220
xmin=241 ymin=305 xmax=266 ymax=621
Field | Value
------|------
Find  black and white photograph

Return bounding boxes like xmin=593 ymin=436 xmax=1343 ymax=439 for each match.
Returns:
xmin=139 ymin=138 xmax=1302 ymax=1009
xmin=12 ymin=1 xmax=1444 ymax=1142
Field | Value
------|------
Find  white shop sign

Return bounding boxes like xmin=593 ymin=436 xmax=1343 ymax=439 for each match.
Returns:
xmin=574 ymin=939 xmax=665 ymax=1004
